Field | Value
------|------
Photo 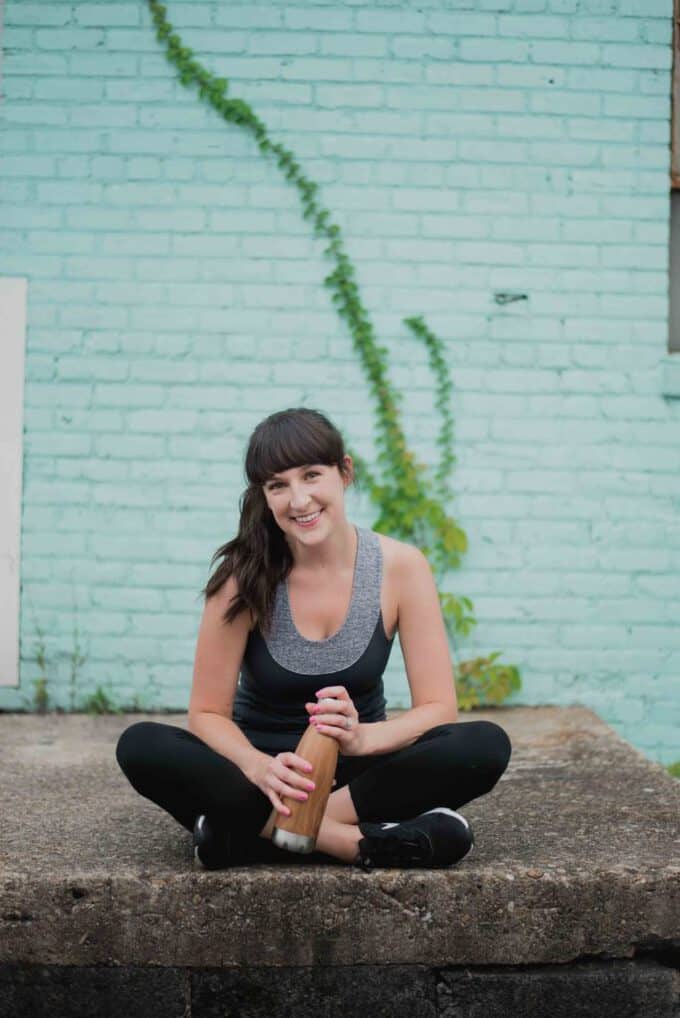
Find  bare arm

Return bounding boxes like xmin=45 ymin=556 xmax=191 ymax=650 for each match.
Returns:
xmin=187 ymin=576 xmax=315 ymax=816
xmin=188 ymin=713 xmax=268 ymax=785
xmin=187 ymin=575 xmax=268 ymax=784
xmin=358 ymin=544 xmax=458 ymax=756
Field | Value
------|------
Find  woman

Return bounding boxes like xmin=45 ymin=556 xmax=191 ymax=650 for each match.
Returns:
xmin=116 ymin=407 xmax=511 ymax=870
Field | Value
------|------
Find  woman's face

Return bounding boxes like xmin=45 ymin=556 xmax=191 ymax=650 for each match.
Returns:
xmin=262 ymin=456 xmax=352 ymax=539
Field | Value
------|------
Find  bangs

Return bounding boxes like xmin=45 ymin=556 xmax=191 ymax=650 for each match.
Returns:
xmin=245 ymin=408 xmax=343 ymax=485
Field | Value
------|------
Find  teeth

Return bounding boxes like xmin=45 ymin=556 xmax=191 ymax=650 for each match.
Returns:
xmin=295 ymin=511 xmax=320 ymax=523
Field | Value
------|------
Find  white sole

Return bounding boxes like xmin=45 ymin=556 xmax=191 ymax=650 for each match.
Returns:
xmin=423 ymin=807 xmax=471 ymax=831
xmin=194 ymin=815 xmax=207 ymax=866
xmin=423 ymin=808 xmax=474 ymax=859
xmin=381 ymin=807 xmax=470 ymax=833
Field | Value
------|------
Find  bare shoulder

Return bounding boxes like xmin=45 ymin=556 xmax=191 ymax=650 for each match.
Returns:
xmin=209 ymin=571 xmax=256 ymax=632
xmin=374 ymin=534 xmax=434 ymax=638
xmin=375 ymin=532 xmax=427 ymax=577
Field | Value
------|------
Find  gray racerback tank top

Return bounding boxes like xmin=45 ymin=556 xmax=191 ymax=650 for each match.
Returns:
xmin=232 ymin=525 xmax=395 ymax=753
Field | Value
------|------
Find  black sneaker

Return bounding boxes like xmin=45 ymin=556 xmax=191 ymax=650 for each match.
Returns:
xmin=356 ymin=807 xmax=475 ymax=871
xmin=193 ymin=814 xmax=232 ymax=870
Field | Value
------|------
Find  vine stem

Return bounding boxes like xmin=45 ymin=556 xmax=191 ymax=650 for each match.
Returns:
xmin=144 ymin=1 xmax=522 ymax=708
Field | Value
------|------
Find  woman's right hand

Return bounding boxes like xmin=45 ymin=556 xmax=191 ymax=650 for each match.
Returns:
xmin=249 ymin=751 xmax=316 ymax=817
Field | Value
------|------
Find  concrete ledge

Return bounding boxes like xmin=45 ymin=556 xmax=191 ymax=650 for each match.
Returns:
xmin=0 ymin=707 xmax=678 ymax=994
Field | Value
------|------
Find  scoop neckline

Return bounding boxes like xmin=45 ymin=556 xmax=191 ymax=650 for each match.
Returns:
xmin=284 ymin=524 xmax=361 ymax=644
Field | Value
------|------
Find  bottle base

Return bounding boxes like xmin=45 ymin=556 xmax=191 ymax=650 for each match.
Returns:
xmin=272 ymin=828 xmax=315 ymax=854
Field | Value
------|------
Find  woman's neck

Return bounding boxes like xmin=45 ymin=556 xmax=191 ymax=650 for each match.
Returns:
xmin=287 ymin=520 xmax=357 ymax=577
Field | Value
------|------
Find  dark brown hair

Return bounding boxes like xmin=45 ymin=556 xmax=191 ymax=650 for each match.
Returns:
xmin=202 ymin=407 xmax=355 ymax=635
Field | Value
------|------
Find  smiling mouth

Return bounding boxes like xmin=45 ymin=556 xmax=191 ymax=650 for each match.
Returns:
xmin=292 ymin=509 xmax=323 ymax=525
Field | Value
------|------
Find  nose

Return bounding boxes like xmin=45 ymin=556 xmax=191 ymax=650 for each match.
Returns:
xmin=288 ymin=485 xmax=312 ymax=511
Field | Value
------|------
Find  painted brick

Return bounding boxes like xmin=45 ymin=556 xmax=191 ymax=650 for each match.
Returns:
xmin=37 ymin=181 xmax=103 ymax=203
xmin=0 ymin=208 xmax=62 ymax=230
xmin=56 ymin=157 xmax=92 ymax=179
xmin=128 ymin=613 xmax=197 ymax=638
xmin=35 ymin=28 xmax=105 ymax=50
xmin=2 ymin=155 xmax=57 ymax=177
xmin=428 ymin=14 xmax=497 ymax=36
xmin=605 ymin=92 xmax=671 ymax=119
xmin=392 ymin=36 xmax=454 ymax=60
xmin=1 ymin=0 xmax=678 ymax=766
xmin=5 ymin=52 xmax=67 ymax=74
xmin=2 ymin=26 xmax=34 ymax=49
xmin=38 ymin=129 xmax=106 ymax=153
xmin=639 ymin=68 xmax=672 ymax=92
xmin=321 ymin=35 xmax=387 ymax=58
xmin=248 ymin=31 xmax=318 ymax=56
xmin=105 ymin=79 xmax=177 ymax=102
xmin=4 ymin=103 xmax=70 ymax=126
xmin=602 ymin=42 xmax=672 ymax=68
xmin=160 ymin=4 xmax=212 ymax=28
xmin=75 ymin=5 xmax=140 ymax=27
xmin=6 ymin=5 xmax=72 ymax=26
xmin=135 ymin=258 xmax=200 ymax=280
xmin=69 ymin=104 xmax=138 ymax=128
xmin=67 ymin=52 xmax=137 ymax=76
xmin=460 ymin=38 xmax=532 ymax=62
xmin=105 ymin=28 xmax=159 ymax=51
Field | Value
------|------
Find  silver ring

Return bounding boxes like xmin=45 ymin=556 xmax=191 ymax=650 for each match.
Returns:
xmin=345 ymin=716 xmax=353 ymax=730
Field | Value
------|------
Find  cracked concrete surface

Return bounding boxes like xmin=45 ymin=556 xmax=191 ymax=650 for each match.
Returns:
xmin=0 ymin=706 xmax=678 ymax=968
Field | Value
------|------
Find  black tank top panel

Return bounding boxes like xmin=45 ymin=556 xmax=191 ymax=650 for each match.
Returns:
xmin=232 ymin=525 xmax=396 ymax=754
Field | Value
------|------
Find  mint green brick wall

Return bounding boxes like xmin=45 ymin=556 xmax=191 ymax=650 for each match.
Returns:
xmin=1 ymin=0 xmax=678 ymax=765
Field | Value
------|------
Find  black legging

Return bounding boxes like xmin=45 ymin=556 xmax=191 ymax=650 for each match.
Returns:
xmin=115 ymin=719 xmax=512 ymax=865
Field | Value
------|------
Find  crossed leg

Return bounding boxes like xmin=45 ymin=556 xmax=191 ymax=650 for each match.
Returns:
xmin=258 ymin=784 xmax=362 ymax=863
xmin=258 ymin=720 xmax=512 ymax=864
xmin=317 ymin=786 xmax=362 ymax=862
xmin=116 ymin=720 xmax=511 ymax=866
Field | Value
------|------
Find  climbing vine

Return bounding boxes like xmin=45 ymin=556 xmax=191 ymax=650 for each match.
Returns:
xmin=147 ymin=1 xmax=520 ymax=708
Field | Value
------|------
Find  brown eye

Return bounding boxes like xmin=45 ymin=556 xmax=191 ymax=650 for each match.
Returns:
xmin=269 ymin=470 xmax=318 ymax=489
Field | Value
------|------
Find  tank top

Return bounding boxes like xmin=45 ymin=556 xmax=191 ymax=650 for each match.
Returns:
xmin=232 ymin=525 xmax=396 ymax=754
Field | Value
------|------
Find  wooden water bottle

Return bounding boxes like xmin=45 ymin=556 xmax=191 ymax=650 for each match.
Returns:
xmin=272 ymin=699 xmax=339 ymax=853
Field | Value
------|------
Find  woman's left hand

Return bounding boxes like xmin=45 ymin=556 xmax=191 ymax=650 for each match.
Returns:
xmin=305 ymin=686 xmax=365 ymax=756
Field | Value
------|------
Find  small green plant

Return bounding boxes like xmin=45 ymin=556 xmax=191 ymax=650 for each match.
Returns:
xmin=147 ymin=1 xmax=521 ymax=710
xmin=454 ymin=653 xmax=522 ymax=711
xmin=118 ymin=681 xmax=159 ymax=713
xmin=667 ymin=760 xmax=680 ymax=778
xmin=23 ymin=603 xmax=127 ymax=715
xmin=82 ymin=683 xmax=122 ymax=716
xmin=28 ymin=616 xmax=50 ymax=714
xmin=69 ymin=605 xmax=87 ymax=711
xmin=128 ymin=692 xmax=148 ymax=711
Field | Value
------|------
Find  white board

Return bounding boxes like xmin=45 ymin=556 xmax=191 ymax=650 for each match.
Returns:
xmin=0 ymin=277 xmax=27 ymax=687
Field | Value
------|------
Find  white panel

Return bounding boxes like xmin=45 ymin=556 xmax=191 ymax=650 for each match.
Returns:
xmin=0 ymin=278 xmax=27 ymax=687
